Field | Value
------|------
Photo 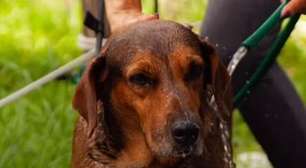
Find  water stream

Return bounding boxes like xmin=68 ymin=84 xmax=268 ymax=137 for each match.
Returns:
xmin=227 ymin=46 xmax=248 ymax=76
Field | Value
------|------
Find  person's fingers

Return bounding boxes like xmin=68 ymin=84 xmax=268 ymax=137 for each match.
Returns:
xmin=110 ymin=13 xmax=159 ymax=33
xmin=282 ymin=0 xmax=306 ymax=17
xmin=137 ymin=13 xmax=159 ymax=22
xmin=126 ymin=14 xmax=159 ymax=28
xmin=282 ymin=1 xmax=298 ymax=17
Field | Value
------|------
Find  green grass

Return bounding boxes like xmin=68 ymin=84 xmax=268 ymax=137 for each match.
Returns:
xmin=0 ymin=83 xmax=75 ymax=167
xmin=0 ymin=0 xmax=306 ymax=167
xmin=0 ymin=0 xmax=81 ymax=167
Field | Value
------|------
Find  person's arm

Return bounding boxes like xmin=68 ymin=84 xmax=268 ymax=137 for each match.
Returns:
xmin=105 ymin=0 xmax=158 ymax=33
xmin=282 ymin=0 xmax=306 ymax=17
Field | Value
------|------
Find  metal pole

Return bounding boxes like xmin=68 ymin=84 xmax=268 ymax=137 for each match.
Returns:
xmin=95 ymin=0 xmax=105 ymax=55
xmin=154 ymin=0 xmax=159 ymax=14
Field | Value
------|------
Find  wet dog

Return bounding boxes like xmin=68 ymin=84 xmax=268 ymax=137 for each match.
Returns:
xmin=72 ymin=20 xmax=233 ymax=168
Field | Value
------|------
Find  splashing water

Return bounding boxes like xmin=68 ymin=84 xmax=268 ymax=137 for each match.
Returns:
xmin=219 ymin=121 xmax=235 ymax=168
xmin=206 ymin=46 xmax=249 ymax=168
xmin=209 ymin=96 xmax=235 ymax=168
xmin=227 ymin=46 xmax=248 ymax=76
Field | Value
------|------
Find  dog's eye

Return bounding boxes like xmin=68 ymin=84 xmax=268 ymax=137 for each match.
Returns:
xmin=129 ymin=73 xmax=155 ymax=87
xmin=184 ymin=62 xmax=203 ymax=82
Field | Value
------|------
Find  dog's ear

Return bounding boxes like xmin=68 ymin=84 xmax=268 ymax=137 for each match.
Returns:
xmin=200 ymin=39 xmax=233 ymax=115
xmin=73 ymin=48 xmax=123 ymax=161
xmin=73 ymin=49 xmax=107 ymax=136
xmin=200 ymin=39 xmax=233 ymax=165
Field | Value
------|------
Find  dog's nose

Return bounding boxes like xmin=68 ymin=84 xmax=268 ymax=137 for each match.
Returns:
xmin=171 ymin=121 xmax=199 ymax=147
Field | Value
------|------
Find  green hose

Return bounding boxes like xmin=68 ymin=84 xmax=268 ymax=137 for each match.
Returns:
xmin=242 ymin=1 xmax=289 ymax=48
xmin=234 ymin=12 xmax=301 ymax=106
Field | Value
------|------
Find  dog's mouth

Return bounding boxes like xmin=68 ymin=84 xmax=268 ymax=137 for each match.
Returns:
xmin=174 ymin=146 xmax=194 ymax=158
xmin=173 ymin=139 xmax=204 ymax=158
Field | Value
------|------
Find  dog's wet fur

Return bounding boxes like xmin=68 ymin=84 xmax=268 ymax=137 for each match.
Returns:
xmin=72 ymin=20 xmax=232 ymax=168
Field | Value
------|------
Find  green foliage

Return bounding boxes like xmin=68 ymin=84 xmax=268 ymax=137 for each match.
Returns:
xmin=279 ymin=19 xmax=306 ymax=101
xmin=0 ymin=84 xmax=75 ymax=168
xmin=142 ymin=0 xmax=207 ymax=22
xmin=0 ymin=0 xmax=305 ymax=167
xmin=0 ymin=0 xmax=81 ymax=167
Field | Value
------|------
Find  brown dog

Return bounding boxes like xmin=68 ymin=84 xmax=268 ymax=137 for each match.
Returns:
xmin=72 ymin=20 xmax=233 ymax=168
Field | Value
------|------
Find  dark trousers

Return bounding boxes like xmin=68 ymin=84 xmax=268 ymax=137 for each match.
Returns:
xmin=201 ymin=0 xmax=306 ymax=167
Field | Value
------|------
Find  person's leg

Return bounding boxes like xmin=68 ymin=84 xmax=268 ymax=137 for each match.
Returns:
xmin=201 ymin=0 xmax=306 ymax=167
xmin=239 ymin=63 xmax=306 ymax=167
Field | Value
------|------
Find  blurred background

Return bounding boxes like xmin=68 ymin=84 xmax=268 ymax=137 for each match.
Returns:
xmin=0 ymin=0 xmax=305 ymax=167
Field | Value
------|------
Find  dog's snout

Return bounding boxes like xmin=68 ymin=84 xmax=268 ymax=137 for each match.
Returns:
xmin=171 ymin=121 xmax=199 ymax=147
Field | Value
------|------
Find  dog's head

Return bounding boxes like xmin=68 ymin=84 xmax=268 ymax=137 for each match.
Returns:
xmin=73 ymin=20 xmax=231 ymax=164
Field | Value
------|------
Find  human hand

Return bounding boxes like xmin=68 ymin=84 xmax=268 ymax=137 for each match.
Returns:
xmin=105 ymin=0 xmax=158 ymax=34
xmin=281 ymin=0 xmax=306 ymax=17
xmin=108 ymin=11 xmax=158 ymax=33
